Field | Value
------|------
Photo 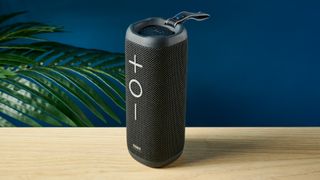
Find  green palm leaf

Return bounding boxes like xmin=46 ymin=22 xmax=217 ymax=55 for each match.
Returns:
xmin=0 ymin=11 xmax=26 ymax=24
xmin=3 ymin=42 xmax=124 ymax=75
xmin=0 ymin=11 xmax=125 ymax=127
xmin=0 ymin=67 xmax=124 ymax=127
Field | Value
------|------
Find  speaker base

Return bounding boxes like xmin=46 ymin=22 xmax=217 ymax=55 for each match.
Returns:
xmin=129 ymin=150 xmax=183 ymax=168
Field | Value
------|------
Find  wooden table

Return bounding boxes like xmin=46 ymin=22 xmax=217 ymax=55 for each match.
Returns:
xmin=0 ymin=128 xmax=319 ymax=180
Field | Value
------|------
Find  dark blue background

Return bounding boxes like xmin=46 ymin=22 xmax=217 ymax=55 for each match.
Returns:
xmin=1 ymin=0 xmax=320 ymax=126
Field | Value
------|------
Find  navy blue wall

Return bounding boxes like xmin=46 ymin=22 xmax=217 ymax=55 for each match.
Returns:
xmin=1 ymin=0 xmax=320 ymax=126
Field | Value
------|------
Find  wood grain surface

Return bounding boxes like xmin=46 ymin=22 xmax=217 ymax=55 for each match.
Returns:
xmin=0 ymin=128 xmax=319 ymax=180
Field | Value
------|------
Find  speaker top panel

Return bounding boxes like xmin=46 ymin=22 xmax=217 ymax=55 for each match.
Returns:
xmin=126 ymin=18 xmax=187 ymax=48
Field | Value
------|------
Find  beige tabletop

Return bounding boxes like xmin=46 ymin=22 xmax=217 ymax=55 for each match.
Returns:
xmin=0 ymin=128 xmax=319 ymax=180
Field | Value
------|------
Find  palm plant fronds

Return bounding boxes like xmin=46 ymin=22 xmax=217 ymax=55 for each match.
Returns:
xmin=0 ymin=11 xmax=125 ymax=127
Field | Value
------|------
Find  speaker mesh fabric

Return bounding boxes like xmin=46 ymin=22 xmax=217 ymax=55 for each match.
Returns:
xmin=138 ymin=25 xmax=175 ymax=36
xmin=126 ymin=39 xmax=188 ymax=165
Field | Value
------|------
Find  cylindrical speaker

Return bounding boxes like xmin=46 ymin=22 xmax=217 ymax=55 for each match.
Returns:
xmin=126 ymin=11 xmax=209 ymax=168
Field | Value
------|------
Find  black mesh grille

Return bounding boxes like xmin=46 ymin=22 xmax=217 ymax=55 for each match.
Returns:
xmin=126 ymin=39 xmax=187 ymax=164
xmin=138 ymin=25 xmax=175 ymax=36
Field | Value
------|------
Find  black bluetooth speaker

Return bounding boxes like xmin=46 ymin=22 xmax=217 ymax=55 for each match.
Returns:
xmin=126 ymin=11 xmax=209 ymax=168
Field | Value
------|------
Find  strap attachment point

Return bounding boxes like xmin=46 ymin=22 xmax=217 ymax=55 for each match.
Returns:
xmin=165 ymin=11 xmax=210 ymax=27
